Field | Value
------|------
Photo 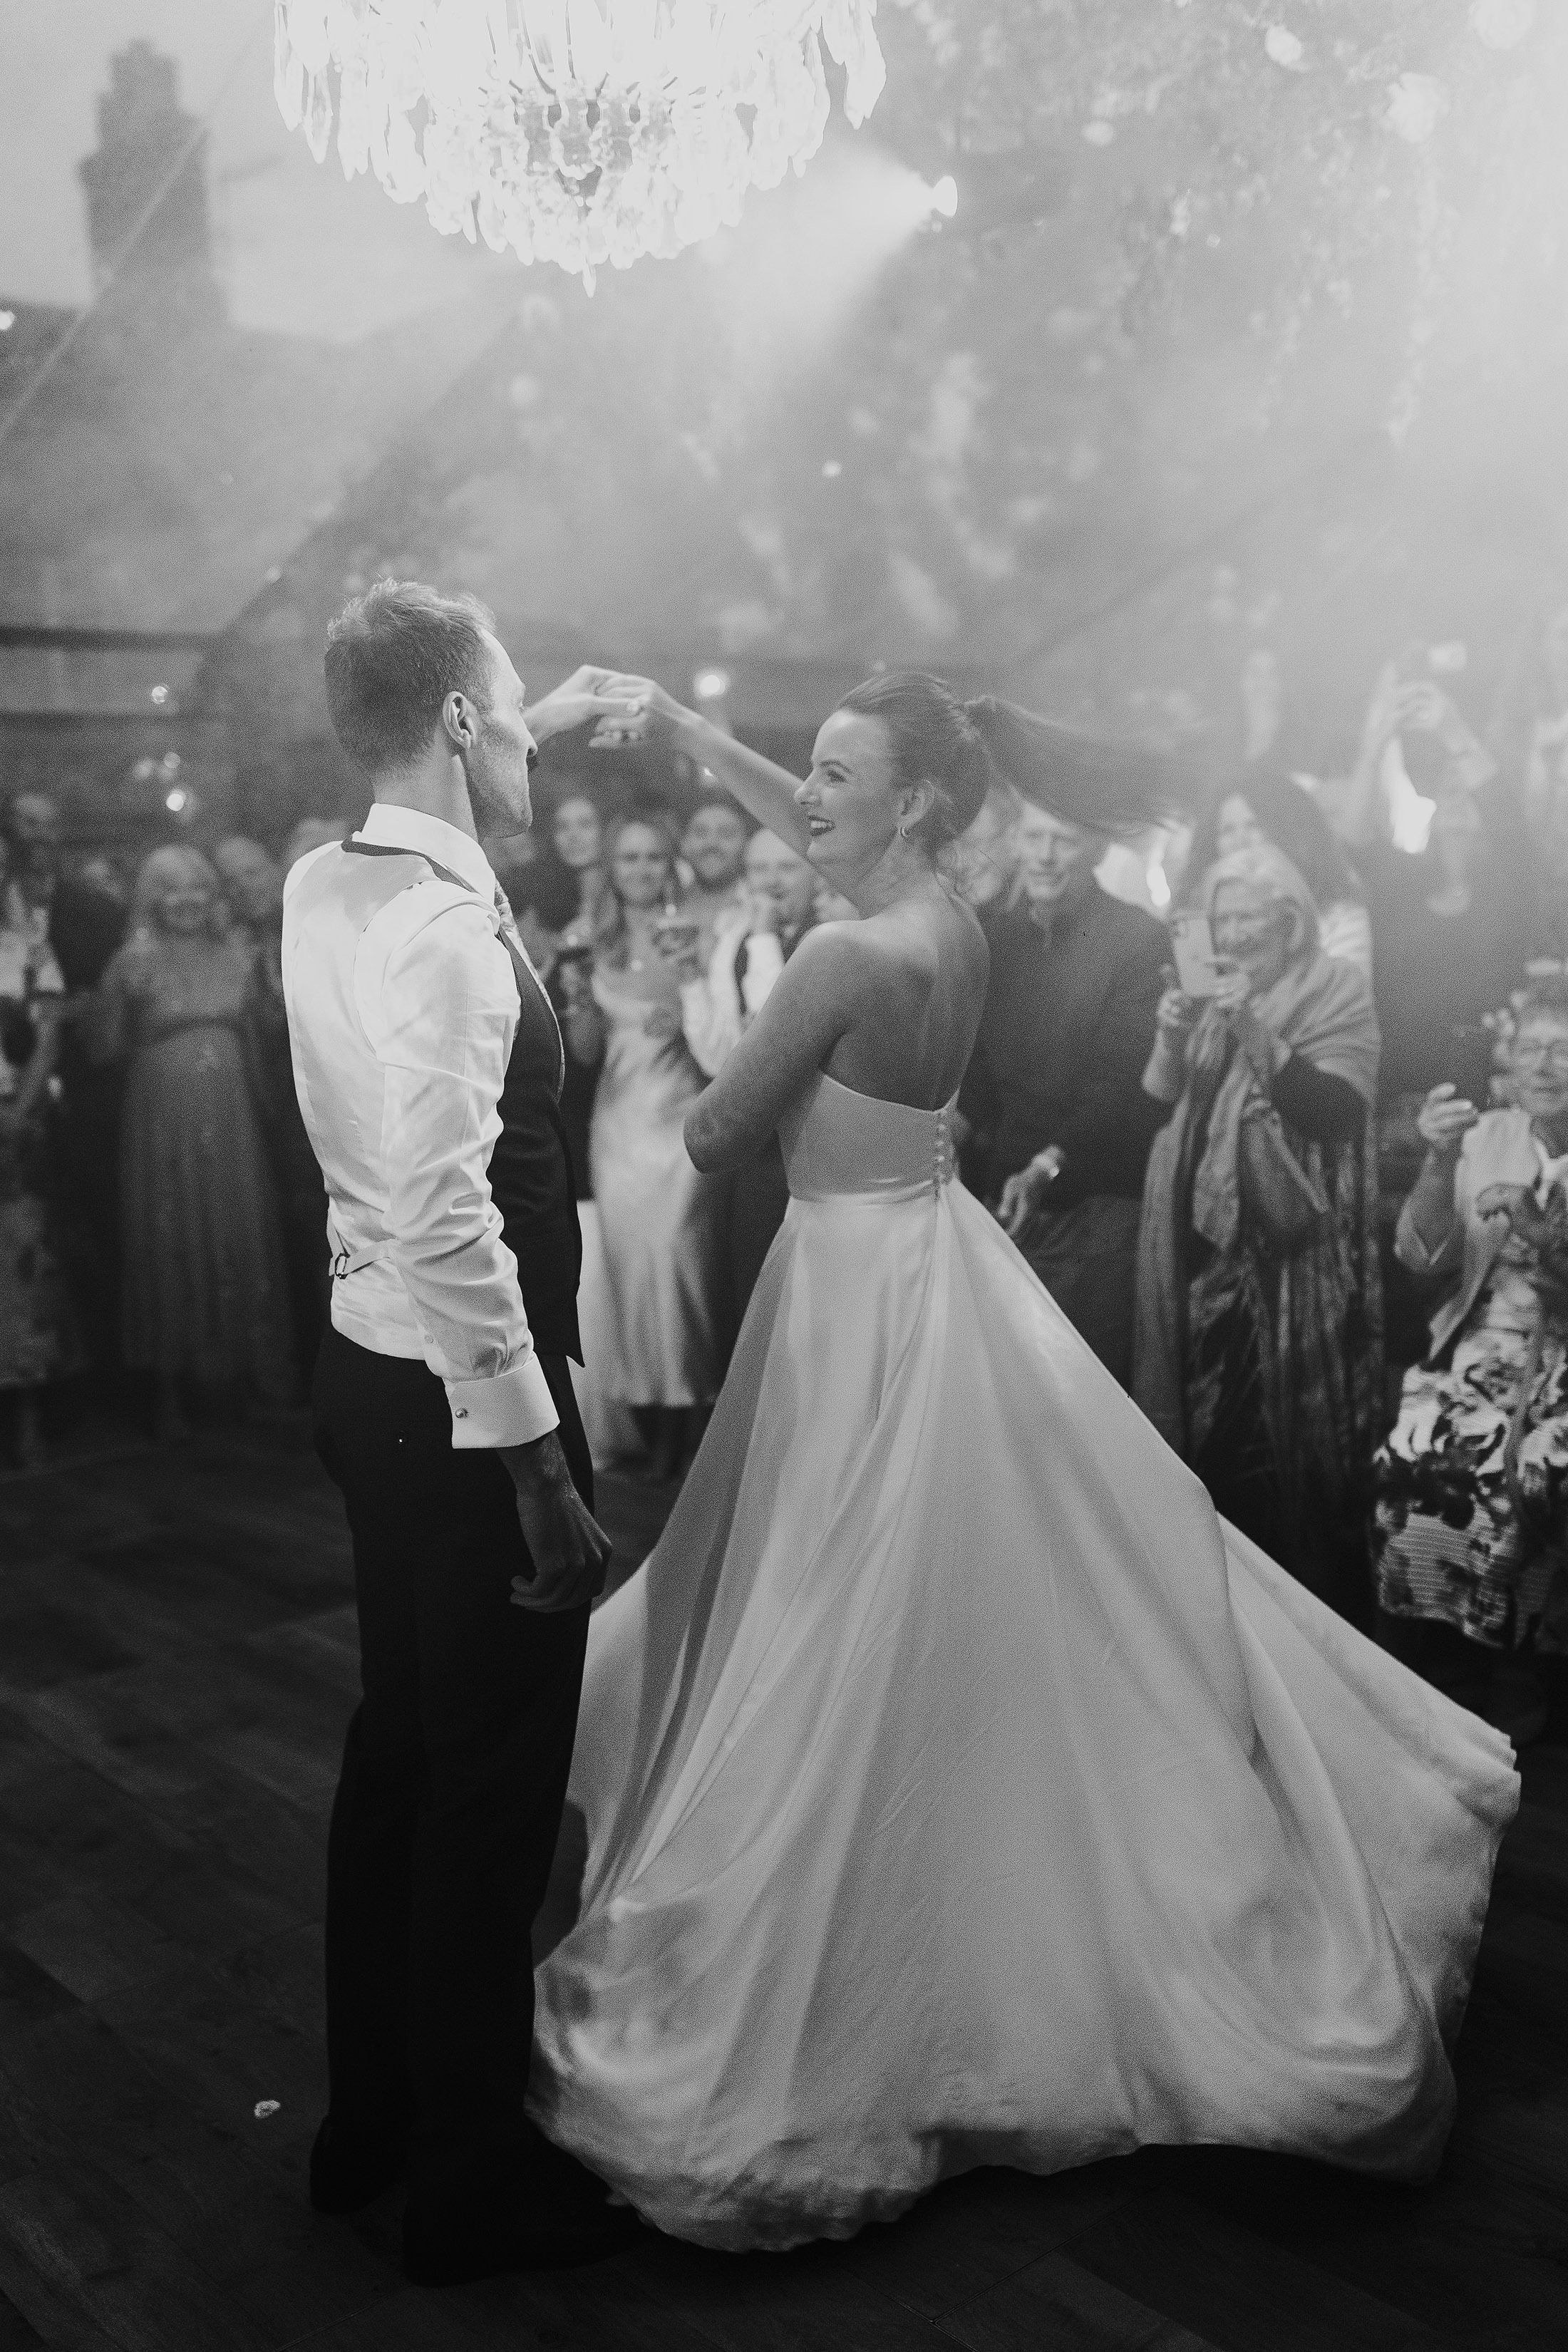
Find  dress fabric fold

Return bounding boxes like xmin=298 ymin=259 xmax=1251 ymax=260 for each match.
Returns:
xmin=531 ymin=1072 xmax=1519 ymax=2252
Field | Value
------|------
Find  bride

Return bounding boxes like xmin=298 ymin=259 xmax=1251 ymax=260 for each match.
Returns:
xmin=526 ymin=669 xmax=1519 ymax=2252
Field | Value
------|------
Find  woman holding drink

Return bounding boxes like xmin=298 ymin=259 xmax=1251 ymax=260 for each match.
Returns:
xmin=560 ymin=812 xmax=721 ymax=1480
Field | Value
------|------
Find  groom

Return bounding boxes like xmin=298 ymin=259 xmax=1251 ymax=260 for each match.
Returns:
xmin=282 ymin=579 xmax=634 ymax=2284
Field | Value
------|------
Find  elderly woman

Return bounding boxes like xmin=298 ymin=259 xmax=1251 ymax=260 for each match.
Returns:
xmin=1185 ymin=766 xmax=1371 ymax=975
xmin=91 ymin=846 xmax=294 ymax=1438
xmin=1135 ymin=844 xmax=1383 ymax=1610
xmin=1373 ymin=984 xmax=1568 ymax=1687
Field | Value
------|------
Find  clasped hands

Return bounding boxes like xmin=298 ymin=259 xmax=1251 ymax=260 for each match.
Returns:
xmin=527 ymin=664 xmax=688 ymax=754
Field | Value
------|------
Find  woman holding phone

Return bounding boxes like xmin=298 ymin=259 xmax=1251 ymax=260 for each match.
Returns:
xmin=1135 ymin=843 xmax=1383 ymax=1614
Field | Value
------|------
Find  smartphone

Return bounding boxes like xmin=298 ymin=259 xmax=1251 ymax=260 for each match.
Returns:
xmin=1443 ymin=1023 xmax=1495 ymax=1108
xmin=1170 ymin=910 xmax=1226 ymax=998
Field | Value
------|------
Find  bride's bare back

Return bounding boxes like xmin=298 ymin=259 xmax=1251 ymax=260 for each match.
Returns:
xmin=686 ymin=879 xmax=989 ymax=1172
xmin=813 ymin=883 xmax=989 ymax=1108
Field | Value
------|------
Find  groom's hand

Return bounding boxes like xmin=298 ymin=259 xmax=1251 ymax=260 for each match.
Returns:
xmin=503 ymin=1430 xmax=614 ymax=1613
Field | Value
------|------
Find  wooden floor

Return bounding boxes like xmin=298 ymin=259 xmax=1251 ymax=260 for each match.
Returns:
xmin=1 ymin=1415 xmax=1565 ymax=2352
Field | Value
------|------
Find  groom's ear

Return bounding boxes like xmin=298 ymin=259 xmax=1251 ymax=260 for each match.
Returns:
xmin=443 ymin=689 xmax=480 ymax=752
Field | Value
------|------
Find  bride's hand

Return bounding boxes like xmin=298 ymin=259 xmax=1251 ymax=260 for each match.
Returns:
xmin=525 ymin=665 xmax=648 ymax=746
xmin=587 ymin=674 xmax=698 ymax=753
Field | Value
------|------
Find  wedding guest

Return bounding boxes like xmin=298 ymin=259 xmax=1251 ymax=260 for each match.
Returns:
xmin=958 ymin=701 xmax=1173 ymax=1387
xmin=91 ymin=846 xmax=294 ymax=1438
xmin=1339 ymin=671 xmax=1524 ymax=1103
xmin=1185 ymin=767 xmax=1371 ymax=974
xmin=564 ymin=813 xmax=721 ymax=1479
xmin=547 ymin=790 xmax=612 ymax=939
xmin=1135 ymin=845 xmax=1383 ymax=1615
xmin=949 ymin=776 xmax=1023 ymax=917
xmin=679 ymin=793 xmax=749 ymax=948
xmin=216 ymin=835 xmax=330 ymax=1385
xmin=0 ymin=834 xmax=83 ymax=1466
xmin=24 ymin=839 xmax=128 ymax=1373
xmin=676 ymin=829 xmax=817 ymax=1073
xmin=508 ymin=867 xmax=639 ymax=1471
xmin=1 ymin=791 xmax=63 ymax=953
xmin=671 ymin=827 xmax=818 ymax=1344
xmin=1371 ymin=990 xmax=1568 ymax=1733
xmin=214 ymin=835 xmax=284 ymax=942
xmin=2 ymin=791 xmax=127 ymax=989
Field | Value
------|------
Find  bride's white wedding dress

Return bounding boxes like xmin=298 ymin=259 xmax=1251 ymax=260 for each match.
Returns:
xmin=530 ymin=1071 xmax=1520 ymax=2251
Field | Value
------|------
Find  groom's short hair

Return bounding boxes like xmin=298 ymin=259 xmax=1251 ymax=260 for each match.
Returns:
xmin=324 ymin=578 xmax=498 ymax=775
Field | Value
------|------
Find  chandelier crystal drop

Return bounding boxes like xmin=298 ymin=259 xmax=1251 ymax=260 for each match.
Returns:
xmin=274 ymin=1 xmax=887 ymax=291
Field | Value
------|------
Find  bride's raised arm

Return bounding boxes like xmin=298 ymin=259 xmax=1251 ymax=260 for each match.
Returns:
xmin=587 ymin=673 xmax=813 ymax=859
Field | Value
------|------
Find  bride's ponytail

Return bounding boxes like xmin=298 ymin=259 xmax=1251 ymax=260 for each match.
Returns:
xmin=964 ymin=695 xmax=1184 ymax=839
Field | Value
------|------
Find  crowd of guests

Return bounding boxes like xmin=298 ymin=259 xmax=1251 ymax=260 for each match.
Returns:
xmin=0 ymin=800 xmax=344 ymax=1458
xmin=6 ymin=603 xmax=1568 ymax=1739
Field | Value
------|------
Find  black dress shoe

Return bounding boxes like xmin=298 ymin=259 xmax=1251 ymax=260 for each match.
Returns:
xmin=403 ymin=2194 xmax=640 ymax=2286
xmin=309 ymin=2115 xmax=406 ymax=2215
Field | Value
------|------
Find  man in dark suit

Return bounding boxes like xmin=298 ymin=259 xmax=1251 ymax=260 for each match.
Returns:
xmin=282 ymin=581 xmax=636 ymax=2284
xmin=959 ymin=737 xmax=1172 ymax=1390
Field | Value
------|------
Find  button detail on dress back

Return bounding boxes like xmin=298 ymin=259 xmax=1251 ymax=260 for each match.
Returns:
xmin=934 ymin=1106 xmax=954 ymax=1195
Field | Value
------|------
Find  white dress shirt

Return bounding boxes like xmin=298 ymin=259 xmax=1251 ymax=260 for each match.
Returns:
xmin=679 ymin=902 xmax=788 ymax=1078
xmin=282 ymin=800 xmax=559 ymax=1450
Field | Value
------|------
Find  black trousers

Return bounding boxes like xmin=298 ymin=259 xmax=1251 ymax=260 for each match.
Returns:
xmin=312 ymin=1325 xmax=593 ymax=2231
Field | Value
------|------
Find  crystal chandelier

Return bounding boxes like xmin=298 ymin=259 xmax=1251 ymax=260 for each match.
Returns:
xmin=274 ymin=1 xmax=887 ymax=291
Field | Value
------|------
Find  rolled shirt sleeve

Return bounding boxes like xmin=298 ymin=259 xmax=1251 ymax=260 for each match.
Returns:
xmin=359 ymin=889 xmax=558 ymax=1448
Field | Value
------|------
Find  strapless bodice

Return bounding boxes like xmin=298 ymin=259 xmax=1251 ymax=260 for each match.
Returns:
xmin=778 ymin=1071 xmax=957 ymax=1203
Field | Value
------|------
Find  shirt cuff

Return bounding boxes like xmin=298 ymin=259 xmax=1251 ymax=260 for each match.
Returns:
xmin=445 ymin=1353 xmax=559 ymax=1449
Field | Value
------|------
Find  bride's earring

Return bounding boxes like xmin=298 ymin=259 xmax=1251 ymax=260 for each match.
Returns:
xmin=898 ymin=818 xmax=911 ymax=840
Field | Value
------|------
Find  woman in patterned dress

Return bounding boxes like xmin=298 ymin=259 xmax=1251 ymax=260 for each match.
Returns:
xmin=1373 ymin=981 xmax=1568 ymax=1714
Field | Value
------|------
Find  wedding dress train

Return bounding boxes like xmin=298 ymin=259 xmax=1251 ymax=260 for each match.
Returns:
xmin=530 ymin=1071 xmax=1519 ymax=2250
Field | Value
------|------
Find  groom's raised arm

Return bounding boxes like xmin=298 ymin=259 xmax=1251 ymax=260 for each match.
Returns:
xmin=356 ymin=881 xmax=559 ymax=1450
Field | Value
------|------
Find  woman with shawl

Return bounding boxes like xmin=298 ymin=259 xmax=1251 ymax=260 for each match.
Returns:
xmin=1135 ymin=844 xmax=1383 ymax=1614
